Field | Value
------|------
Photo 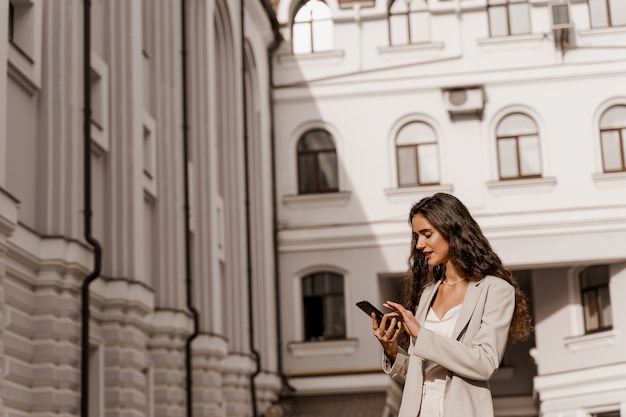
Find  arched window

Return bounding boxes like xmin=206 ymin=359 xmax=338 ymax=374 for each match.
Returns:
xmin=292 ymin=0 xmax=333 ymax=55
xmin=588 ymin=0 xmax=626 ymax=28
xmin=496 ymin=113 xmax=542 ymax=180
xmin=302 ymin=272 xmax=345 ymax=341
xmin=388 ymin=0 xmax=430 ymax=46
xmin=297 ymin=129 xmax=338 ymax=194
xmin=396 ymin=122 xmax=440 ymax=187
xmin=579 ymin=265 xmax=612 ymax=333
xmin=599 ymin=105 xmax=626 ymax=173
xmin=487 ymin=0 xmax=531 ymax=36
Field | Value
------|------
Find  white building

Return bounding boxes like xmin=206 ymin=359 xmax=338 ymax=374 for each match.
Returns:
xmin=1 ymin=0 xmax=284 ymax=416
xmin=271 ymin=0 xmax=626 ymax=416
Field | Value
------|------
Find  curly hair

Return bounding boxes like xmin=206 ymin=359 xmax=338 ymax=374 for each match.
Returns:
xmin=401 ymin=193 xmax=532 ymax=342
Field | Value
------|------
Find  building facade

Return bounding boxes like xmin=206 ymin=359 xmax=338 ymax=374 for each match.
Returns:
xmin=271 ymin=0 xmax=626 ymax=416
xmin=1 ymin=0 xmax=283 ymax=416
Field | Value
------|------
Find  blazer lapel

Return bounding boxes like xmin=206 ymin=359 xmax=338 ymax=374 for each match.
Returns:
xmin=451 ymin=278 xmax=485 ymax=340
xmin=415 ymin=281 xmax=441 ymax=323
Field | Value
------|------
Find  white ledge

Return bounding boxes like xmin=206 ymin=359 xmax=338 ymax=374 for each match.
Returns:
xmin=288 ymin=339 xmax=358 ymax=357
xmin=487 ymin=176 xmax=557 ymax=193
xmin=477 ymin=33 xmax=545 ymax=49
xmin=378 ymin=41 xmax=445 ymax=57
xmin=384 ymin=183 xmax=453 ymax=202
xmin=592 ymin=171 xmax=626 ymax=186
xmin=277 ymin=49 xmax=345 ymax=67
xmin=283 ymin=191 xmax=351 ymax=208
xmin=564 ymin=329 xmax=620 ymax=352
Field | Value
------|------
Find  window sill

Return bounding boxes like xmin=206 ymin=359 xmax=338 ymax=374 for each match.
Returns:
xmin=288 ymin=338 xmax=358 ymax=358
xmin=592 ymin=171 xmax=626 ymax=187
xmin=487 ymin=176 xmax=556 ymax=194
xmin=564 ymin=329 xmax=620 ymax=352
xmin=378 ymin=41 xmax=444 ymax=59
xmin=477 ymin=33 xmax=545 ymax=50
xmin=283 ymin=191 xmax=351 ymax=208
xmin=277 ymin=49 xmax=345 ymax=67
xmin=384 ymin=183 xmax=453 ymax=202
xmin=579 ymin=26 xmax=626 ymax=40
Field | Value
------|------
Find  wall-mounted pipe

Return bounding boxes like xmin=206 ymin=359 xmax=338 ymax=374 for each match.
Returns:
xmin=181 ymin=2 xmax=200 ymax=417
xmin=81 ymin=1 xmax=103 ymax=416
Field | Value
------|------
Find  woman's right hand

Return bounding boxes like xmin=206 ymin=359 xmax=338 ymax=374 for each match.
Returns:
xmin=372 ymin=313 xmax=402 ymax=362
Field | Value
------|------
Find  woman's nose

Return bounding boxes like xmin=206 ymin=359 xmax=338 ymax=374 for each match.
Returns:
xmin=416 ymin=236 xmax=425 ymax=250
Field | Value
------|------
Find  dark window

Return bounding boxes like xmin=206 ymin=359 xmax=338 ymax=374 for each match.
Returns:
xmin=396 ymin=122 xmax=440 ymax=187
xmin=599 ymin=105 xmax=626 ymax=173
xmin=580 ymin=265 xmax=613 ymax=334
xmin=302 ymin=272 xmax=345 ymax=341
xmin=487 ymin=0 xmax=531 ymax=36
xmin=593 ymin=411 xmax=621 ymax=417
xmin=496 ymin=113 xmax=542 ymax=180
xmin=9 ymin=3 xmax=14 ymax=41
xmin=297 ymin=129 xmax=338 ymax=194
xmin=588 ymin=0 xmax=626 ymax=28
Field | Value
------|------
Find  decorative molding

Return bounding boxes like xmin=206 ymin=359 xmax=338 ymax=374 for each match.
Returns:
xmin=283 ymin=191 xmax=351 ymax=208
xmin=277 ymin=49 xmax=345 ymax=67
xmin=288 ymin=338 xmax=358 ymax=357
xmin=0 ymin=187 xmax=20 ymax=238
xmin=592 ymin=171 xmax=626 ymax=187
xmin=378 ymin=42 xmax=445 ymax=59
xmin=564 ymin=329 xmax=620 ymax=352
xmin=486 ymin=176 xmax=557 ymax=193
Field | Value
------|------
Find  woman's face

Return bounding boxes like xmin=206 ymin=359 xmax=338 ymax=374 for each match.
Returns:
xmin=412 ymin=213 xmax=450 ymax=267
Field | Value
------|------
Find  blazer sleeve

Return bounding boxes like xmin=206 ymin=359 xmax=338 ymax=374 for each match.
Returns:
xmin=382 ymin=347 xmax=410 ymax=385
xmin=411 ymin=279 xmax=515 ymax=381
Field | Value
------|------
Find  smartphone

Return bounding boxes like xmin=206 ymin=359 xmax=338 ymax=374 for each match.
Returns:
xmin=356 ymin=300 xmax=400 ymax=325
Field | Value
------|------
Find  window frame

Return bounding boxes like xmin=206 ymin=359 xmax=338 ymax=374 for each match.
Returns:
xmin=600 ymin=127 xmax=626 ymax=173
xmin=291 ymin=0 xmax=333 ymax=55
xmin=296 ymin=129 xmax=339 ymax=195
xmin=495 ymin=113 xmax=543 ymax=181
xmin=301 ymin=272 xmax=346 ymax=342
xmin=588 ymin=0 xmax=626 ymax=29
xmin=387 ymin=0 xmax=430 ymax=46
xmin=395 ymin=141 xmax=440 ymax=187
xmin=579 ymin=265 xmax=613 ymax=334
xmin=487 ymin=0 xmax=532 ymax=37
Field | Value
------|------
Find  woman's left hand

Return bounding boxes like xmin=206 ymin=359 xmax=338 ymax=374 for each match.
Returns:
xmin=384 ymin=301 xmax=421 ymax=339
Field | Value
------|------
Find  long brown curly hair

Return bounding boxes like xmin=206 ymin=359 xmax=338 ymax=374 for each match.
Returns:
xmin=401 ymin=193 xmax=532 ymax=342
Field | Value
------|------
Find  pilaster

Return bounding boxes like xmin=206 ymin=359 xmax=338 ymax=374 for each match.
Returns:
xmin=191 ymin=334 xmax=229 ymax=417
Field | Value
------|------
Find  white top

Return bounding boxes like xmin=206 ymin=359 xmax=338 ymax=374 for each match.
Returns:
xmin=422 ymin=304 xmax=462 ymax=391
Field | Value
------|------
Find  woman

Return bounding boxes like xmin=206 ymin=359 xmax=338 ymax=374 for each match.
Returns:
xmin=372 ymin=193 xmax=532 ymax=417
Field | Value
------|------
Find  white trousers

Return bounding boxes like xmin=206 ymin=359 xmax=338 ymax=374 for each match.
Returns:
xmin=418 ymin=380 xmax=445 ymax=417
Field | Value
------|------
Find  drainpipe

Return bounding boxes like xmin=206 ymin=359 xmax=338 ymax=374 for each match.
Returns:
xmin=258 ymin=0 xmax=294 ymax=397
xmin=240 ymin=1 xmax=262 ymax=415
xmin=181 ymin=1 xmax=200 ymax=417
xmin=81 ymin=1 xmax=103 ymax=416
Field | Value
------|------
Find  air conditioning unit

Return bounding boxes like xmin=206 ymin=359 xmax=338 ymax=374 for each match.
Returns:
xmin=443 ymin=87 xmax=485 ymax=120
xmin=550 ymin=2 xmax=572 ymax=30
xmin=549 ymin=2 xmax=573 ymax=48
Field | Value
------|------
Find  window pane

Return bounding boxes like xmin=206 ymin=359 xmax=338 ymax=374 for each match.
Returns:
xmin=390 ymin=14 xmax=409 ymax=45
xmin=304 ymin=296 xmax=324 ymax=340
xmin=497 ymin=113 xmax=537 ymax=136
xmin=589 ymin=0 xmax=610 ymax=28
xmin=583 ymin=290 xmax=600 ymax=331
xmin=397 ymin=146 xmax=418 ymax=186
xmin=601 ymin=130 xmax=624 ymax=171
xmin=581 ymin=265 xmax=610 ymax=288
xmin=598 ymin=286 xmax=613 ymax=328
xmin=509 ymin=2 xmax=531 ymax=34
xmin=519 ymin=135 xmax=541 ymax=176
xmin=397 ymin=122 xmax=436 ymax=145
xmin=609 ymin=0 xmax=626 ymax=26
xmin=318 ymin=151 xmax=338 ymax=191
xmin=310 ymin=0 xmax=331 ymax=19
xmin=498 ymin=138 xmax=519 ymax=178
xmin=489 ymin=6 xmax=509 ymax=36
xmin=298 ymin=154 xmax=317 ymax=193
xmin=292 ymin=22 xmax=312 ymax=54
xmin=325 ymin=273 xmax=343 ymax=293
xmin=599 ymin=105 xmax=626 ymax=129
xmin=417 ymin=143 xmax=440 ymax=184
xmin=324 ymin=294 xmax=345 ymax=339
xmin=312 ymin=18 xmax=333 ymax=51
xmin=409 ymin=11 xmax=430 ymax=43
xmin=299 ymin=130 xmax=334 ymax=151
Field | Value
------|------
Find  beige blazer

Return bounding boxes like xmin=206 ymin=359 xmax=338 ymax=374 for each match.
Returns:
xmin=383 ymin=275 xmax=515 ymax=417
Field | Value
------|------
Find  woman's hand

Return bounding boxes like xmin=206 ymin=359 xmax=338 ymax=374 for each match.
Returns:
xmin=371 ymin=312 xmax=402 ymax=362
xmin=384 ymin=301 xmax=421 ymax=339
